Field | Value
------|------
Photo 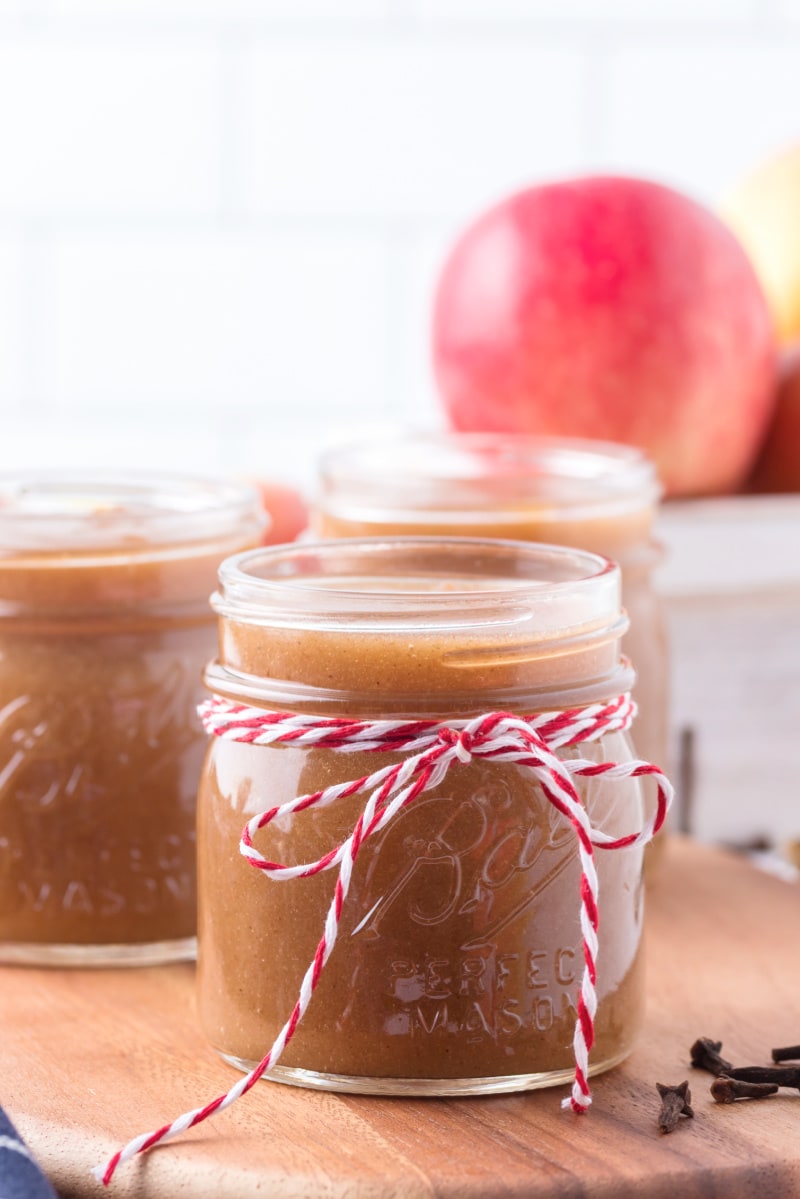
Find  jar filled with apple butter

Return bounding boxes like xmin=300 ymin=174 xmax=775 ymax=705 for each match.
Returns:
xmin=0 ymin=473 xmax=264 ymax=966
xmin=315 ymin=434 xmax=669 ymax=847
xmin=197 ymin=538 xmax=662 ymax=1097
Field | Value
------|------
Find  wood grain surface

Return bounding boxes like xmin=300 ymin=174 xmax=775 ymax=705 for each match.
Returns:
xmin=3 ymin=836 xmax=800 ymax=1199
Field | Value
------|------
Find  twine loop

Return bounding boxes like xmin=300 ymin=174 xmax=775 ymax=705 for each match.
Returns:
xmin=95 ymin=692 xmax=672 ymax=1186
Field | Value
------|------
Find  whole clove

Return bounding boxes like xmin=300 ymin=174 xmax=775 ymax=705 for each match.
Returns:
xmin=711 ymin=1076 xmax=779 ymax=1104
xmin=771 ymin=1044 xmax=800 ymax=1063
xmin=726 ymin=1065 xmax=800 ymax=1091
xmin=690 ymin=1037 xmax=733 ymax=1076
xmin=656 ymin=1081 xmax=694 ymax=1133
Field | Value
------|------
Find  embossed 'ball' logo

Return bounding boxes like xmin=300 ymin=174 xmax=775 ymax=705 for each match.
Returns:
xmin=352 ymin=763 xmax=575 ymax=948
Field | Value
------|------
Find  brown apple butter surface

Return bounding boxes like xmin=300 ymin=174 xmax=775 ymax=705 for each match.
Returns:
xmin=197 ymin=539 xmax=648 ymax=1093
xmin=0 ymin=474 xmax=263 ymax=965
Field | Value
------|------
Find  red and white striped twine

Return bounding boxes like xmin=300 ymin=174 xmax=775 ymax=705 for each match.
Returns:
xmin=94 ymin=692 xmax=672 ymax=1186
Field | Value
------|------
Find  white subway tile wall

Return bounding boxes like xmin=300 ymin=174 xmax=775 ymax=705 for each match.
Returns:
xmin=237 ymin=41 xmax=586 ymax=219
xmin=603 ymin=42 xmax=800 ymax=199
xmin=0 ymin=239 xmax=24 ymax=399
xmin=415 ymin=0 xmax=755 ymax=19
xmin=0 ymin=37 xmax=221 ymax=216
xmin=0 ymin=0 xmax=797 ymax=483
xmin=50 ymin=233 xmax=390 ymax=411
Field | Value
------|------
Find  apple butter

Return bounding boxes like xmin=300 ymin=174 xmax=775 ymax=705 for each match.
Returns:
xmin=314 ymin=434 xmax=669 ymax=793
xmin=0 ymin=473 xmax=263 ymax=966
xmin=197 ymin=538 xmax=652 ymax=1095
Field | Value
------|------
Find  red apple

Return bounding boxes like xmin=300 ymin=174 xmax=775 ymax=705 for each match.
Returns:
xmin=432 ymin=175 xmax=777 ymax=496
xmin=250 ymin=479 xmax=309 ymax=544
xmin=746 ymin=343 xmax=800 ymax=492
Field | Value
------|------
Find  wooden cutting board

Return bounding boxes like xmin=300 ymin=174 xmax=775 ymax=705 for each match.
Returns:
xmin=4 ymin=837 xmax=800 ymax=1198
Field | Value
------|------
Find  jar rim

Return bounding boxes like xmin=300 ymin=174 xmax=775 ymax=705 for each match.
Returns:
xmin=0 ymin=470 xmax=266 ymax=554
xmin=210 ymin=538 xmax=629 ymax=713
xmin=213 ymin=536 xmax=620 ymax=631
xmin=317 ymin=432 xmax=661 ymax=525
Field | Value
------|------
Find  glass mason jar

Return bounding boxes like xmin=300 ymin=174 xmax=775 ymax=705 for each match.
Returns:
xmin=0 ymin=472 xmax=264 ymax=967
xmin=197 ymin=538 xmax=650 ymax=1097
xmin=314 ymin=433 xmax=669 ymax=803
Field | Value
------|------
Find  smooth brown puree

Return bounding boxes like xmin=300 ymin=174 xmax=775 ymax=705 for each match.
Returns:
xmin=0 ymin=537 xmax=254 ymax=951
xmin=197 ymin=585 xmax=646 ymax=1086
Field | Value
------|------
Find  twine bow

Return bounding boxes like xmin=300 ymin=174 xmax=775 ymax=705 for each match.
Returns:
xmin=94 ymin=692 xmax=672 ymax=1185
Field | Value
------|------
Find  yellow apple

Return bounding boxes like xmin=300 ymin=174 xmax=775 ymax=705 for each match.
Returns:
xmin=721 ymin=144 xmax=800 ymax=344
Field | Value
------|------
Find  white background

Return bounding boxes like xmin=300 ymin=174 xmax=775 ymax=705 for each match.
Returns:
xmin=1 ymin=0 xmax=799 ymax=489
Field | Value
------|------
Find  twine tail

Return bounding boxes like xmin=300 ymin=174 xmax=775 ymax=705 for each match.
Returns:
xmin=92 ymin=827 xmax=360 ymax=1184
xmin=93 ymin=696 xmax=671 ymax=1183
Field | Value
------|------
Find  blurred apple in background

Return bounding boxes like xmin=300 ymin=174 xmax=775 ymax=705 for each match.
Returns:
xmin=746 ymin=343 xmax=800 ymax=493
xmin=432 ymin=175 xmax=776 ymax=497
xmin=721 ymin=144 xmax=800 ymax=346
xmin=250 ymin=479 xmax=309 ymax=544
